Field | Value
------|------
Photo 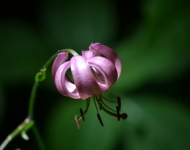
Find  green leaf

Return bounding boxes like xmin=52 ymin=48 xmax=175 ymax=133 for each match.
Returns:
xmin=0 ymin=21 xmax=51 ymax=83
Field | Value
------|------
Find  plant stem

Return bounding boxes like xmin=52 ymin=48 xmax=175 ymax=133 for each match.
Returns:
xmin=32 ymin=124 xmax=46 ymax=150
xmin=28 ymin=51 xmax=59 ymax=118
xmin=0 ymin=118 xmax=34 ymax=150
xmin=28 ymin=81 xmax=39 ymax=119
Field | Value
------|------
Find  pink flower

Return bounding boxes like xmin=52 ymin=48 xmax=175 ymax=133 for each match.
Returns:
xmin=52 ymin=43 xmax=121 ymax=100
xmin=52 ymin=43 xmax=127 ymax=128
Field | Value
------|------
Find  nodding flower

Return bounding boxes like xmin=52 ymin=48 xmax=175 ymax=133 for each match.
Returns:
xmin=52 ymin=43 xmax=127 ymax=129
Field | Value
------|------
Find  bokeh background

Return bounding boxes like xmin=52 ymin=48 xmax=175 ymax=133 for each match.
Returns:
xmin=0 ymin=0 xmax=190 ymax=149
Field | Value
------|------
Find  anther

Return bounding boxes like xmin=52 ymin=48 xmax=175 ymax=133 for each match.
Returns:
xmin=80 ymin=108 xmax=85 ymax=121
xmin=75 ymin=115 xmax=80 ymax=129
xmin=97 ymin=113 xmax=104 ymax=126
xmin=116 ymin=106 xmax=120 ymax=121
xmin=120 ymin=113 xmax=128 ymax=120
xmin=117 ymin=97 xmax=121 ymax=110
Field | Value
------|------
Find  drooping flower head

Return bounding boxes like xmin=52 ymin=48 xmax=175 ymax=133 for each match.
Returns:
xmin=52 ymin=43 xmax=127 ymax=128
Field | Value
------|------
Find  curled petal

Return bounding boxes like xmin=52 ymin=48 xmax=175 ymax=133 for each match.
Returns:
xmin=88 ymin=56 xmax=118 ymax=92
xmin=52 ymin=52 xmax=68 ymax=79
xmin=89 ymin=43 xmax=122 ymax=79
xmin=70 ymin=56 xmax=102 ymax=99
xmin=55 ymin=61 xmax=80 ymax=99
xmin=82 ymin=50 xmax=102 ymax=75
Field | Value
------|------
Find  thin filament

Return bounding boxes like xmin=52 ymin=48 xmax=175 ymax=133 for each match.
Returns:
xmin=99 ymin=104 xmax=127 ymax=120
xmin=93 ymin=96 xmax=99 ymax=113
xmin=78 ymin=98 xmax=90 ymax=121
xmin=101 ymin=95 xmax=117 ymax=103
xmin=82 ymin=98 xmax=91 ymax=115
xmin=99 ymin=99 xmax=116 ymax=112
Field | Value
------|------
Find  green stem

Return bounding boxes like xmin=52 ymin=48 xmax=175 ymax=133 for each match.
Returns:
xmin=28 ymin=51 xmax=59 ymax=118
xmin=28 ymin=49 xmax=78 ymax=118
xmin=28 ymin=81 xmax=39 ymax=119
xmin=0 ymin=118 xmax=34 ymax=150
xmin=59 ymin=49 xmax=79 ymax=56
xmin=32 ymin=124 xmax=46 ymax=150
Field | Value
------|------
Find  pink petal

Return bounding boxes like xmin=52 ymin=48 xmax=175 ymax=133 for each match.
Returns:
xmin=82 ymin=50 xmax=102 ymax=75
xmin=89 ymin=43 xmax=122 ymax=79
xmin=55 ymin=61 xmax=80 ymax=99
xmin=82 ymin=50 xmax=96 ymax=60
xmin=70 ymin=56 xmax=102 ymax=99
xmin=87 ymin=56 xmax=118 ymax=92
xmin=52 ymin=52 xmax=68 ymax=79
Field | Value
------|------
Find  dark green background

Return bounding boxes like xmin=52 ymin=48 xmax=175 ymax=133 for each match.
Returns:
xmin=0 ymin=0 xmax=190 ymax=149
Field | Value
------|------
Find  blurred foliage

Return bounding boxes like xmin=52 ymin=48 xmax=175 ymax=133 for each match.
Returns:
xmin=45 ymin=95 xmax=190 ymax=150
xmin=0 ymin=0 xmax=189 ymax=149
xmin=0 ymin=81 xmax=5 ymax=125
xmin=114 ymin=0 xmax=190 ymax=92
xmin=44 ymin=99 xmax=123 ymax=150
xmin=124 ymin=95 xmax=190 ymax=150
xmin=0 ymin=21 xmax=51 ymax=83
xmin=39 ymin=0 xmax=117 ymax=50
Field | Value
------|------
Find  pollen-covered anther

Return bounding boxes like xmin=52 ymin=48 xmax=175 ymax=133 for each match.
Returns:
xmin=120 ymin=113 xmax=128 ymax=120
xmin=97 ymin=113 xmax=104 ymax=126
xmin=116 ymin=106 xmax=120 ymax=121
xmin=117 ymin=97 xmax=121 ymax=110
xmin=74 ymin=115 xmax=80 ymax=129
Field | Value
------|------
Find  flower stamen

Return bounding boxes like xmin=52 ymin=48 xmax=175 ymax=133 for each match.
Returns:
xmin=97 ymin=113 xmax=104 ymax=126
xmin=75 ymin=115 xmax=80 ymax=129
xmin=93 ymin=96 xmax=104 ymax=126
xmin=99 ymin=104 xmax=127 ymax=120
xmin=101 ymin=95 xmax=117 ymax=103
xmin=98 ymin=98 xmax=116 ymax=112
xmin=96 ymin=95 xmax=128 ymax=121
xmin=75 ymin=95 xmax=127 ymax=129
xmin=116 ymin=106 xmax=120 ymax=121
xmin=75 ymin=99 xmax=91 ymax=128
xmin=117 ymin=96 xmax=121 ymax=110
